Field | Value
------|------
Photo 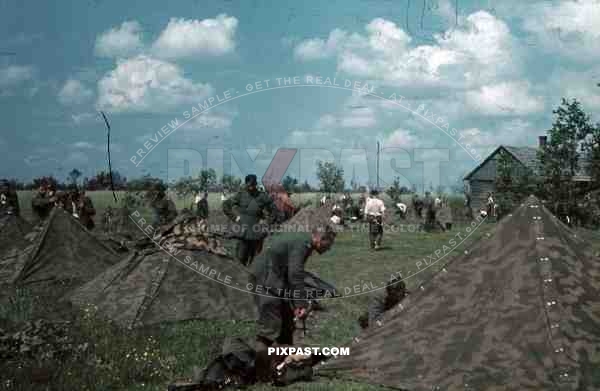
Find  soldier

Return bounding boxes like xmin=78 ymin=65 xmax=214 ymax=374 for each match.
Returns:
xmin=195 ymin=191 xmax=209 ymax=219
xmin=223 ymin=174 xmax=277 ymax=266
xmin=464 ymin=190 xmax=473 ymax=220
xmin=412 ymin=193 xmax=423 ymax=219
xmin=31 ymin=183 xmax=57 ymax=221
xmin=486 ymin=192 xmax=495 ymax=219
xmin=251 ymin=226 xmax=337 ymax=353
xmin=364 ymin=189 xmax=385 ymax=250
xmin=149 ymin=183 xmax=177 ymax=228
xmin=0 ymin=180 xmax=19 ymax=216
xmin=358 ymin=277 xmax=408 ymax=329
xmin=423 ymin=191 xmax=435 ymax=230
xmin=74 ymin=189 xmax=96 ymax=230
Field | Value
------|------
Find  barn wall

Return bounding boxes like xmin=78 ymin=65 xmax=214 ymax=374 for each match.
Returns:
xmin=470 ymin=180 xmax=496 ymax=210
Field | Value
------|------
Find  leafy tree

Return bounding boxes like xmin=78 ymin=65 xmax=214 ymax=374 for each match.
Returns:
xmin=68 ymin=168 xmax=82 ymax=186
xmin=198 ymin=169 xmax=217 ymax=192
xmin=221 ymin=174 xmax=242 ymax=192
xmin=385 ymin=177 xmax=403 ymax=202
xmin=316 ymin=161 xmax=344 ymax=194
xmin=539 ymin=98 xmax=593 ymax=212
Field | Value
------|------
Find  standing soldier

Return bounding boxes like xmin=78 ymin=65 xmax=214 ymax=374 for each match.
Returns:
xmin=486 ymin=192 xmax=495 ymax=220
xmin=464 ymin=190 xmax=473 ymax=220
xmin=423 ymin=191 xmax=435 ymax=230
xmin=31 ymin=183 xmax=57 ymax=221
xmin=196 ymin=191 xmax=209 ymax=219
xmin=412 ymin=193 xmax=423 ymax=219
xmin=0 ymin=180 xmax=19 ymax=216
xmin=74 ymin=189 xmax=96 ymax=230
xmin=251 ymin=226 xmax=337 ymax=353
xmin=223 ymin=174 xmax=277 ymax=266
xmin=149 ymin=182 xmax=177 ymax=228
xmin=364 ymin=188 xmax=385 ymax=250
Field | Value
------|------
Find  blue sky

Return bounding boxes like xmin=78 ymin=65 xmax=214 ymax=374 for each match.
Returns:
xmin=1 ymin=0 xmax=599 ymax=190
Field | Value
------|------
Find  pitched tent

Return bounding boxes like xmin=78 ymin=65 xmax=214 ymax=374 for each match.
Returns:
xmin=318 ymin=196 xmax=600 ymax=390
xmin=0 ymin=208 xmax=118 ymax=286
xmin=68 ymin=247 xmax=259 ymax=328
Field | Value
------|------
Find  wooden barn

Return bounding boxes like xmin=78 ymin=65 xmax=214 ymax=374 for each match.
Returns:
xmin=463 ymin=136 xmax=591 ymax=210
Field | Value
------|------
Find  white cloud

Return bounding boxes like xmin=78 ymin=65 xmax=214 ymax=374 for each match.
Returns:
xmin=70 ymin=112 xmax=96 ymax=125
xmin=96 ymin=55 xmax=214 ymax=112
xmin=464 ymin=81 xmax=545 ymax=116
xmin=58 ymin=79 xmax=94 ymax=105
xmin=0 ymin=65 xmax=35 ymax=86
xmin=95 ymin=21 xmax=144 ymax=58
xmin=316 ymin=106 xmax=377 ymax=129
xmin=522 ymin=0 xmax=600 ymax=61
xmin=294 ymin=12 xmax=519 ymax=89
xmin=385 ymin=128 xmax=421 ymax=148
xmin=181 ymin=113 xmax=233 ymax=130
xmin=152 ymin=15 xmax=238 ymax=59
xmin=71 ymin=141 xmax=96 ymax=149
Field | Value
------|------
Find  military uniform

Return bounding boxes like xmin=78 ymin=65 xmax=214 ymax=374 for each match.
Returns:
xmin=77 ymin=194 xmax=96 ymax=230
xmin=151 ymin=196 xmax=178 ymax=228
xmin=31 ymin=190 xmax=55 ymax=221
xmin=250 ymin=233 xmax=313 ymax=349
xmin=223 ymin=186 xmax=276 ymax=266
xmin=196 ymin=195 xmax=209 ymax=219
xmin=359 ymin=280 xmax=408 ymax=329
xmin=0 ymin=183 xmax=19 ymax=216
xmin=423 ymin=193 xmax=435 ymax=229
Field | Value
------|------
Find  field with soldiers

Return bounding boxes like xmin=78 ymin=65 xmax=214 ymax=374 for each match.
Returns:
xmin=4 ymin=187 xmax=600 ymax=390
xmin=2 ymin=189 xmax=497 ymax=391
xmin=7 ymin=0 xmax=600 ymax=388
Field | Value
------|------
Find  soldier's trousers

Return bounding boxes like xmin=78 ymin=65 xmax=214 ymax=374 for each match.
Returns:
xmin=367 ymin=215 xmax=383 ymax=247
xmin=254 ymin=294 xmax=295 ymax=351
xmin=237 ymin=239 xmax=263 ymax=266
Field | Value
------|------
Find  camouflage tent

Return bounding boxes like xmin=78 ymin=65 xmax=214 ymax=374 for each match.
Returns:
xmin=68 ymin=248 xmax=259 ymax=328
xmin=0 ymin=208 xmax=118 ymax=286
xmin=0 ymin=214 xmax=32 ymax=258
xmin=319 ymin=196 xmax=600 ymax=390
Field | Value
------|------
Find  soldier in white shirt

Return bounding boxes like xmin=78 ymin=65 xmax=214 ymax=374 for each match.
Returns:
xmin=364 ymin=189 xmax=385 ymax=250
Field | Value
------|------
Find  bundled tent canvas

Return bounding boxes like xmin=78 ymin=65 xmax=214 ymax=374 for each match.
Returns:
xmin=0 ymin=208 xmax=118 ymax=286
xmin=319 ymin=196 xmax=600 ymax=390
xmin=68 ymin=248 xmax=259 ymax=328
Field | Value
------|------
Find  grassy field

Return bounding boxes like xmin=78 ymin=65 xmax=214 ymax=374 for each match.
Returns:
xmin=4 ymin=192 xmax=495 ymax=390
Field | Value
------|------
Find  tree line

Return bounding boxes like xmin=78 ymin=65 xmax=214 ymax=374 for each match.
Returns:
xmin=495 ymin=98 xmax=600 ymax=225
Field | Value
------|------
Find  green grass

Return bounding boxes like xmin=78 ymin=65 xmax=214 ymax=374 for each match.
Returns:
xmin=3 ymin=191 xmax=484 ymax=391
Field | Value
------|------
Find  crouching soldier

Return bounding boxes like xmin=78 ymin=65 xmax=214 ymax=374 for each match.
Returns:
xmin=250 ymin=226 xmax=337 ymax=355
xmin=358 ymin=277 xmax=408 ymax=329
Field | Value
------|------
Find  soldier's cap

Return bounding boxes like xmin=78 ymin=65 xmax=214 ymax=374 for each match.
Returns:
xmin=370 ymin=188 xmax=379 ymax=195
xmin=245 ymin=174 xmax=258 ymax=186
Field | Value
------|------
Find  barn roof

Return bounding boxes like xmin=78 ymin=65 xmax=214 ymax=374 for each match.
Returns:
xmin=464 ymin=145 xmax=590 ymax=181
